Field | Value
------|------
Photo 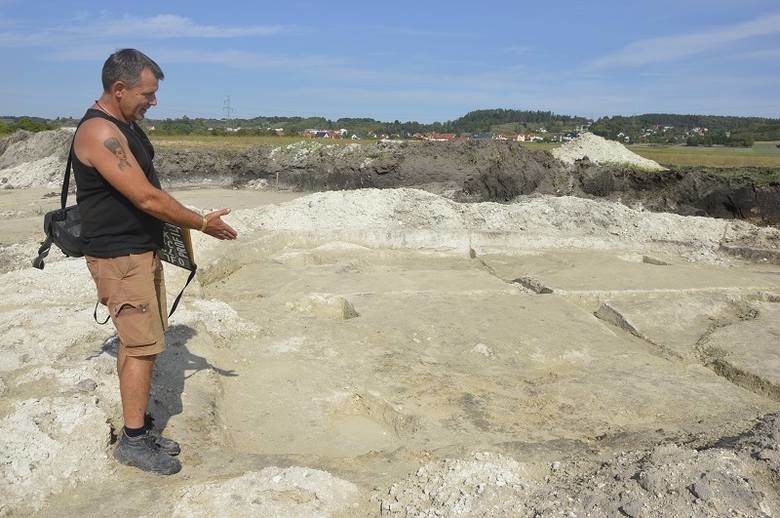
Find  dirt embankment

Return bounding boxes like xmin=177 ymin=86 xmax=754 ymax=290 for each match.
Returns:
xmin=155 ymin=139 xmax=780 ymax=226
xmin=2 ymin=130 xmax=779 ymax=225
xmin=573 ymin=163 xmax=780 ymax=224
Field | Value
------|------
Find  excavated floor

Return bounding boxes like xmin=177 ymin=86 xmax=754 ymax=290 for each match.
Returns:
xmin=192 ymin=241 xmax=780 ymax=488
xmin=5 ymin=188 xmax=780 ymax=516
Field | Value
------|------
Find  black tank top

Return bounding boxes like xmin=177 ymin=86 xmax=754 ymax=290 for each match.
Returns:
xmin=74 ymin=109 xmax=164 ymax=257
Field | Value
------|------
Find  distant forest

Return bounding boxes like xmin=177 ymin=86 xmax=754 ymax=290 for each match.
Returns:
xmin=590 ymin=114 xmax=780 ymax=147
xmin=2 ymin=109 xmax=779 ymax=147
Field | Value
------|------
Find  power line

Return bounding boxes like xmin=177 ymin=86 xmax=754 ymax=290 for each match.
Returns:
xmin=223 ymin=96 xmax=232 ymax=131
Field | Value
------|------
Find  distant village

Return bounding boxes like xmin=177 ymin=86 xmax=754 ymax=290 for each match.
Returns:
xmin=7 ymin=108 xmax=771 ymax=147
xmin=213 ymin=124 xmax=596 ymax=143
xmin=116 ymin=120 xmax=721 ymax=145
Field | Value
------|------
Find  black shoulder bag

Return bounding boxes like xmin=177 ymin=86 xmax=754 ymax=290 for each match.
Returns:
xmin=32 ymin=143 xmax=84 ymax=268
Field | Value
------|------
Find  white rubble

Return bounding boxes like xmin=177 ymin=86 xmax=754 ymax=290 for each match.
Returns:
xmin=0 ymin=257 xmax=94 ymax=306
xmin=552 ymin=132 xmax=666 ymax=171
xmin=0 ymin=396 xmax=112 ymax=515
xmin=171 ymin=467 xmax=360 ymax=518
xmin=380 ymin=452 xmax=534 ymax=516
xmin=0 ymin=305 xmax=114 ymax=371
xmin=227 ymin=188 xmax=775 ymax=257
xmin=0 ymin=129 xmax=73 ymax=189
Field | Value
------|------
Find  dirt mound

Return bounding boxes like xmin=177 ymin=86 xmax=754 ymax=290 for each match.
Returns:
xmin=379 ymin=453 xmax=535 ymax=515
xmin=0 ymin=129 xmax=73 ymax=189
xmin=378 ymin=443 xmax=775 ymax=517
xmin=2 ymin=130 xmax=778 ymax=225
xmin=152 ymin=139 xmax=780 ymax=225
xmin=574 ymin=165 xmax=780 ymax=225
xmin=534 ymin=444 xmax=774 ymax=517
xmin=229 ymin=188 xmax=779 ymax=257
xmin=552 ymin=132 xmax=666 ymax=171
xmin=155 ymin=139 xmax=563 ymax=200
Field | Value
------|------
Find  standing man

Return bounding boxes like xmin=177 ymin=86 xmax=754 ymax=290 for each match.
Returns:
xmin=73 ymin=49 xmax=237 ymax=475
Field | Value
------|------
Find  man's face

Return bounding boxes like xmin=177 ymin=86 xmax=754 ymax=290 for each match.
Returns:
xmin=119 ymin=67 xmax=159 ymax=122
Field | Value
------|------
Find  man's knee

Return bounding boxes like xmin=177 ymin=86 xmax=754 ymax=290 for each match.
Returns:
xmin=118 ymin=352 xmax=157 ymax=377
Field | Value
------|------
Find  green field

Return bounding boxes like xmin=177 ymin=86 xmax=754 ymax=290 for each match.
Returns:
xmin=627 ymin=142 xmax=780 ymax=169
xmin=517 ymin=141 xmax=780 ymax=169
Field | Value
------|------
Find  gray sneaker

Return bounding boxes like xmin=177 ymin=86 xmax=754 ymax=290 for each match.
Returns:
xmin=144 ymin=413 xmax=181 ymax=456
xmin=114 ymin=431 xmax=182 ymax=475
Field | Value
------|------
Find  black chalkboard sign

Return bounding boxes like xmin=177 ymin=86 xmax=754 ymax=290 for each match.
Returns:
xmin=159 ymin=223 xmax=197 ymax=317
xmin=160 ymin=223 xmax=196 ymax=271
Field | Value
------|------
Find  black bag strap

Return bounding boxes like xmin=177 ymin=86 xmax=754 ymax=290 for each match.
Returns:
xmin=60 ymin=145 xmax=73 ymax=209
xmin=93 ymin=301 xmax=110 ymax=325
xmin=32 ymin=235 xmax=53 ymax=270
xmin=168 ymin=267 xmax=197 ymax=317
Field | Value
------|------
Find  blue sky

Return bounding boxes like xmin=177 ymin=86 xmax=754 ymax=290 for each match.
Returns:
xmin=1 ymin=0 xmax=778 ymax=122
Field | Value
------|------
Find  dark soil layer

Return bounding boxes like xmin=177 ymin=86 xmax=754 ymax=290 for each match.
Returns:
xmin=155 ymin=140 xmax=780 ymax=226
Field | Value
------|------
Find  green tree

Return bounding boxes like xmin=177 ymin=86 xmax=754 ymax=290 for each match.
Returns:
xmin=727 ymin=131 xmax=754 ymax=147
xmin=10 ymin=117 xmax=52 ymax=132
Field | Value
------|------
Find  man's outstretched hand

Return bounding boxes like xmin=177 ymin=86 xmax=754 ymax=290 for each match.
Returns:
xmin=203 ymin=208 xmax=238 ymax=240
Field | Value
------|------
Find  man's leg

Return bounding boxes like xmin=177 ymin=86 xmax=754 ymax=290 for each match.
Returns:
xmin=109 ymin=252 xmax=180 ymax=474
xmin=117 ymin=340 xmax=181 ymax=456
xmin=113 ymin=347 xmax=180 ymax=474
xmin=118 ymin=352 xmax=156 ymax=429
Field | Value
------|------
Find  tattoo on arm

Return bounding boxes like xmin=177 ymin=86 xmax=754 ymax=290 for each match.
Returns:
xmin=103 ymin=137 xmax=130 ymax=171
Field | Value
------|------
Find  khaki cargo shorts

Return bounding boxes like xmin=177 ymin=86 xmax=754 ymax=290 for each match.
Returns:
xmin=86 ymin=251 xmax=168 ymax=356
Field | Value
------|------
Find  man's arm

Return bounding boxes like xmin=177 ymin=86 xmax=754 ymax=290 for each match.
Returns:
xmin=74 ymin=118 xmax=236 ymax=239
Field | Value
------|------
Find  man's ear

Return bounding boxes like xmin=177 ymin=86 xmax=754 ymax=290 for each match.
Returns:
xmin=111 ymin=81 xmax=127 ymax=99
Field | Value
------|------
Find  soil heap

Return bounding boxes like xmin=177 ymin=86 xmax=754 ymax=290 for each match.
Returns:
xmin=552 ymin=132 xmax=666 ymax=171
xmin=2 ymin=129 xmax=779 ymax=225
xmin=0 ymin=128 xmax=73 ymax=189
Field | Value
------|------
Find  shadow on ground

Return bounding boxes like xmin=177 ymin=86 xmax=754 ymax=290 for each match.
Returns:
xmin=91 ymin=324 xmax=237 ymax=434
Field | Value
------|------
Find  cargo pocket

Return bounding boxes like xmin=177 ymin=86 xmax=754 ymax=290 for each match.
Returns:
xmin=111 ymin=301 xmax=159 ymax=348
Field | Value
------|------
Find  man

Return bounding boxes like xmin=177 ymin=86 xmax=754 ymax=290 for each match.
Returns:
xmin=73 ymin=49 xmax=237 ymax=475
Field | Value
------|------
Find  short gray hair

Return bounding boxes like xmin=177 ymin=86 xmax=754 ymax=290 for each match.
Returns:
xmin=101 ymin=48 xmax=164 ymax=92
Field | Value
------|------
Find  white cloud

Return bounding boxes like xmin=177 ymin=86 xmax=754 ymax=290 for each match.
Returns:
xmin=92 ymin=14 xmax=286 ymax=39
xmin=592 ymin=12 xmax=780 ymax=68
xmin=48 ymin=46 xmax=118 ymax=62
xmin=0 ymin=31 xmax=42 ymax=46
xmin=49 ymin=46 xmax=347 ymax=71
xmin=152 ymin=48 xmax=346 ymax=69
xmin=735 ymin=48 xmax=780 ymax=60
xmin=0 ymin=14 xmax=287 ymax=48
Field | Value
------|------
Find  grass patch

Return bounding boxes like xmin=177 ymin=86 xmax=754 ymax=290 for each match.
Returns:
xmin=517 ymin=142 xmax=558 ymax=152
xmin=627 ymin=142 xmax=780 ymax=169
